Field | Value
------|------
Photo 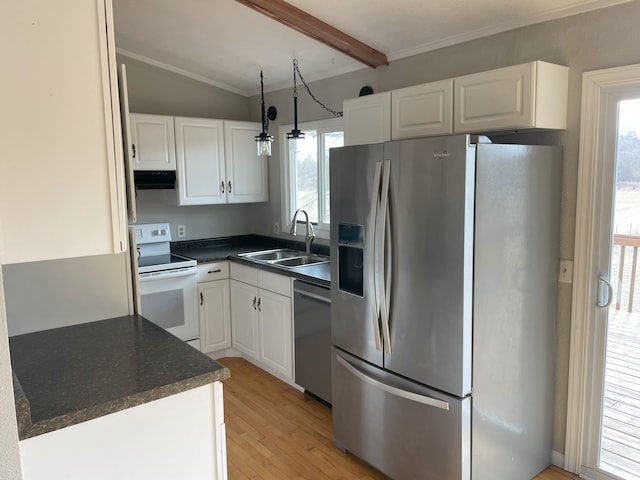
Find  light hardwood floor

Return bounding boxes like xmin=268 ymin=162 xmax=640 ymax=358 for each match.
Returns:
xmin=219 ymin=357 xmax=578 ymax=480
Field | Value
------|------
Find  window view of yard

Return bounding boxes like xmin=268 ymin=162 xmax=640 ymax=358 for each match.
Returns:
xmin=290 ymin=128 xmax=343 ymax=226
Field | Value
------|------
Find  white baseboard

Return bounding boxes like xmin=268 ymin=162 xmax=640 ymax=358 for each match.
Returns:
xmin=552 ymin=450 xmax=565 ymax=468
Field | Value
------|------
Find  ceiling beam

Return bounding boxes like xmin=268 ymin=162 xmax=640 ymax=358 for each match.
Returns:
xmin=234 ymin=0 xmax=388 ymax=68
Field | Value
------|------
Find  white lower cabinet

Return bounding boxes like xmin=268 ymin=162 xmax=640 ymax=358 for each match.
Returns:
xmin=229 ymin=279 xmax=260 ymax=359
xmin=197 ymin=262 xmax=231 ymax=354
xmin=230 ymin=263 xmax=293 ymax=379
xmin=19 ymin=383 xmax=227 ymax=480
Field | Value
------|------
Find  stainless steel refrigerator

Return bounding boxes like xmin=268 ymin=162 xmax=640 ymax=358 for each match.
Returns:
xmin=330 ymin=134 xmax=561 ymax=480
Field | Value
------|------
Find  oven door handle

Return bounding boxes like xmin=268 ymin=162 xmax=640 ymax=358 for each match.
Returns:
xmin=139 ymin=267 xmax=197 ymax=282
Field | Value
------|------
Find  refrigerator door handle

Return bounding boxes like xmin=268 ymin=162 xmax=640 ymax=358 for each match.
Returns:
xmin=379 ymin=159 xmax=392 ymax=354
xmin=368 ymin=160 xmax=383 ymax=351
xmin=336 ymin=355 xmax=450 ymax=411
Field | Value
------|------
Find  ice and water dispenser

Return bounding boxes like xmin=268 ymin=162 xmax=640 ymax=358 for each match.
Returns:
xmin=337 ymin=223 xmax=364 ymax=297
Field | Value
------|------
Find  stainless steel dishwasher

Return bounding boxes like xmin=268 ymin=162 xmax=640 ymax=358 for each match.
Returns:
xmin=294 ymin=279 xmax=332 ymax=405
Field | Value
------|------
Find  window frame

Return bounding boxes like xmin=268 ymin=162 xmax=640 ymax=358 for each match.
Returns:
xmin=279 ymin=117 xmax=343 ymax=240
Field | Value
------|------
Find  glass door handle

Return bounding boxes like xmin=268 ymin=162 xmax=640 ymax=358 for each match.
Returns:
xmin=597 ymin=275 xmax=614 ymax=308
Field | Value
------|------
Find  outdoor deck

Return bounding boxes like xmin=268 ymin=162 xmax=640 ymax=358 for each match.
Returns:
xmin=602 ymin=308 xmax=640 ymax=479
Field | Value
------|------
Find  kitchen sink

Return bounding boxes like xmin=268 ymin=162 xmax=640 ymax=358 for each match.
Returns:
xmin=239 ymin=248 xmax=329 ymax=268
xmin=239 ymin=248 xmax=303 ymax=262
xmin=271 ymin=255 xmax=329 ymax=267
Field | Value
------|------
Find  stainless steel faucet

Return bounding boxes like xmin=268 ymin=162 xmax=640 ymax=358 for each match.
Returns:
xmin=290 ymin=209 xmax=315 ymax=253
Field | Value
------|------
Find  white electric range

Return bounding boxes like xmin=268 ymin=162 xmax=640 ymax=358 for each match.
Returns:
xmin=130 ymin=223 xmax=199 ymax=345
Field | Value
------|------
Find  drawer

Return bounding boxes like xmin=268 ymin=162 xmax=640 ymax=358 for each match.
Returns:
xmin=197 ymin=261 xmax=229 ymax=283
xmin=230 ymin=262 xmax=258 ymax=285
xmin=258 ymin=269 xmax=292 ymax=297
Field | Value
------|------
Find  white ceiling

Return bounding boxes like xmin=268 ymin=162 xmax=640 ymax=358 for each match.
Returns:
xmin=112 ymin=0 xmax=631 ymax=96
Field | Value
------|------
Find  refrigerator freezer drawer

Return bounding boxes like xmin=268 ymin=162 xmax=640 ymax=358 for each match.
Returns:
xmin=332 ymin=349 xmax=471 ymax=480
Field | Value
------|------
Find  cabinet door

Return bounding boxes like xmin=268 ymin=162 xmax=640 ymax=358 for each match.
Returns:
xmin=117 ymin=64 xmax=137 ymax=223
xmin=453 ymin=61 xmax=568 ymax=133
xmin=259 ymin=288 xmax=293 ymax=378
xmin=2 ymin=0 xmax=127 ymax=264
xmin=230 ymin=280 xmax=259 ymax=360
xmin=224 ymin=121 xmax=268 ymax=203
xmin=198 ymin=280 xmax=231 ymax=353
xmin=343 ymin=92 xmax=391 ymax=146
xmin=175 ymin=117 xmax=226 ymax=205
xmin=391 ymin=79 xmax=453 ymax=139
xmin=130 ymin=114 xmax=176 ymax=170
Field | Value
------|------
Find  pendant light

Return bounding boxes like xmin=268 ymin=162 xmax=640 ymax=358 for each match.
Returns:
xmin=286 ymin=59 xmax=305 ymax=140
xmin=286 ymin=59 xmax=343 ymax=142
xmin=255 ymin=70 xmax=277 ymax=156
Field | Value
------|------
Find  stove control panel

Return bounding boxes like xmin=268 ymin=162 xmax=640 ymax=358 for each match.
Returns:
xmin=131 ymin=223 xmax=172 ymax=245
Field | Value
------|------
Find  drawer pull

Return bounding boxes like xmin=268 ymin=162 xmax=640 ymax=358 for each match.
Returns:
xmin=208 ymin=269 xmax=222 ymax=274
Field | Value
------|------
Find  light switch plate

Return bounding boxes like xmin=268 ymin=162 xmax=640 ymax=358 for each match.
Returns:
xmin=559 ymin=259 xmax=573 ymax=283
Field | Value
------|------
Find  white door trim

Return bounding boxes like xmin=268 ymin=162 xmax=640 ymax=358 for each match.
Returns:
xmin=565 ymin=63 xmax=640 ymax=474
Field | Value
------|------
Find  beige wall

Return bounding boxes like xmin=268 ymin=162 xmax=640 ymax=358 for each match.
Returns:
xmin=117 ymin=54 xmax=251 ymax=119
xmin=248 ymin=1 xmax=640 ymax=454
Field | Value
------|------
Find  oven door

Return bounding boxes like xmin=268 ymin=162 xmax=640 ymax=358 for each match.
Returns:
xmin=138 ymin=267 xmax=199 ymax=342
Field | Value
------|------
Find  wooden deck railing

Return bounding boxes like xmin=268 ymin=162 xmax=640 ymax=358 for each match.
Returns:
xmin=614 ymin=234 xmax=640 ymax=312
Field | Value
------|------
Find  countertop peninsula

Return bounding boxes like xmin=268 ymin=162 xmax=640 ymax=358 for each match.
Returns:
xmin=10 ymin=315 xmax=229 ymax=440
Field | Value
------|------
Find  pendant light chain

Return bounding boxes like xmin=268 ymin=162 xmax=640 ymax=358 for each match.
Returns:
xmin=293 ymin=59 xmax=343 ymax=118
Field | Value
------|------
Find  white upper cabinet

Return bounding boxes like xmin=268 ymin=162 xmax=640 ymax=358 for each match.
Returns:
xmin=343 ymin=92 xmax=391 ymax=146
xmin=1 ymin=0 xmax=127 ymax=264
xmin=175 ymin=117 xmax=225 ymax=205
xmin=224 ymin=121 xmax=268 ymax=203
xmin=342 ymin=61 xmax=569 ymax=145
xmin=454 ymin=61 xmax=569 ymax=133
xmin=391 ymin=79 xmax=454 ymax=140
xmin=130 ymin=114 xmax=176 ymax=171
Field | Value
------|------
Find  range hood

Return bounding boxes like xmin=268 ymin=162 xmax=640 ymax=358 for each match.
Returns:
xmin=134 ymin=171 xmax=176 ymax=189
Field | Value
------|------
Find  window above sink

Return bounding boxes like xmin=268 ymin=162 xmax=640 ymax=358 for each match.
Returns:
xmin=279 ymin=118 xmax=344 ymax=241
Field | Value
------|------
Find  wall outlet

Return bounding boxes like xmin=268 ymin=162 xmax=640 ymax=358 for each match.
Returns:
xmin=558 ymin=259 xmax=573 ymax=283
xmin=274 ymin=222 xmax=280 ymax=234
xmin=177 ymin=225 xmax=186 ymax=238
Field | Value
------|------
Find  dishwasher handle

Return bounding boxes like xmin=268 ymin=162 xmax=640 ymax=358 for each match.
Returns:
xmin=294 ymin=288 xmax=331 ymax=304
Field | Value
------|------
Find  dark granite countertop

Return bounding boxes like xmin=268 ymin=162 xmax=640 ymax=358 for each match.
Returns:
xmin=173 ymin=234 xmax=331 ymax=288
xmin=10 ymin=315 xmax=230 ymax=440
